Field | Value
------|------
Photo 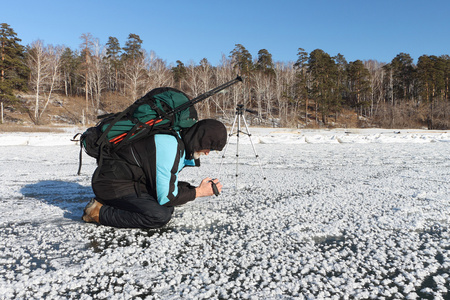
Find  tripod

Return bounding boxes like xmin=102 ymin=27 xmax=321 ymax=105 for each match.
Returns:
xmin=218 ymin=104 xmax=266 ymax=189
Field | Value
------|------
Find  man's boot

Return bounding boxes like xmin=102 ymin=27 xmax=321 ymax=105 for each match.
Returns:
xmin=82 ymin=198 xmax=103 ymax=223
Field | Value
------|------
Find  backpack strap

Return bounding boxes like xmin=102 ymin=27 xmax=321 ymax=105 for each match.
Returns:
xmin=113 ymin=121 xmax=142 ymax=151
xmin=72 ymin=133 xmax=84 ymax=175
xmin=91 ymin=143 xmax=104 ymax=182
xmin=96 ymin=110 xmax=130 ymax=147
xmin=148 ymin=99 xmax=170 ymax=120
xmin=77 ymin=142 xmax=83 ymax=175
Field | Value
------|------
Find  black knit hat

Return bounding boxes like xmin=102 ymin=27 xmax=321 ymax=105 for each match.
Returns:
xmin=181 ymin=119 xmax=227 ymax=159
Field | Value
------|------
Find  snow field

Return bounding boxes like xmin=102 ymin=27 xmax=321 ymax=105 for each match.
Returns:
xmin=0 ymin=128 xmax=449 ymax=299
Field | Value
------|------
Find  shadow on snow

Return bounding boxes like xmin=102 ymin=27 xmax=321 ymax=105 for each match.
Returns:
xmin=20 ymin=180 xmax=94 ymax=221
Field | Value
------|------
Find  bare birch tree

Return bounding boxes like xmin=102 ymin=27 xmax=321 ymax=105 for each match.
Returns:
xmin=80 ymin=33 xmax=94 ymax=120
xmin=26 ymin=40 xmax=63 ymax=124
xmin=185 ymin=61 xmax=203 ymax=116
xmin=283 ymin=62 xmax=297 ymax=126
xmin=216 ymin=54 xmax=237 ymax=120
xmin=39 ymin=44 xmax=63 ymax=120
xmin=89 ymin=40 xmax=106 ymax=113
xmin=122 ymin=52 xmax=148 ymax=102
xmin=364 ymin=60 xmax=385 ymax=117
xmin=146 ymin=52 xmax=173 ymax=90
xmin=252 ymin=71 xmax=272 ymax=122
xmin=27 ymin=40 xmax=48 ymax=124
xmin=274 ymin=62 xmax=291 ymax=126
xmin=186 ymin=61 xmax=201 ymax=95
xmin=198 ymin=58 xmax=219 ymax=117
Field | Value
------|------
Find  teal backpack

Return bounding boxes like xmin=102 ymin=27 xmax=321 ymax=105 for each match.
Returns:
xmin=75 ymin=76 xmax=243 ymax=175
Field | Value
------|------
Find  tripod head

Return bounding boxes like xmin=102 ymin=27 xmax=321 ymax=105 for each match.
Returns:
xmin=236 ymin=104 xmax=257 ymax=115
xmin=219 ymin=103 xmax=267 ymax=187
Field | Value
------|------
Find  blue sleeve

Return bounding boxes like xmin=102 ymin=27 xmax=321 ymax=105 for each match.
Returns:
xmin=155 ymin=135 xmax=179 ymax=205
xmin=184 ymin=159 xmax=197 ymax=166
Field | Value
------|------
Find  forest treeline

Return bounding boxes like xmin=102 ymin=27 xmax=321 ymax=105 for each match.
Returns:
xmin=1 ymin=23 xmax=449 ymax=129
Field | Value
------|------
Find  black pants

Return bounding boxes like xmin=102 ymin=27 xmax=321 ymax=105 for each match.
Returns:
xmin=98 ymin=193 xmax=174 ymax=228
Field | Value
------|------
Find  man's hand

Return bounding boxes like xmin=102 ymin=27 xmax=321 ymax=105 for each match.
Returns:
xmin=195 ymin=177 xmax=223 ymax=198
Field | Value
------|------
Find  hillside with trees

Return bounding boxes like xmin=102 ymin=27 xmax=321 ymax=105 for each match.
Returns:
xmin=1 ymin=23 xmax=449 ymax=129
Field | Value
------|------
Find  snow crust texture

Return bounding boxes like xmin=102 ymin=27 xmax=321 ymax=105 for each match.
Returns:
xmin=0 ymin=128 xmax=449 ymax=299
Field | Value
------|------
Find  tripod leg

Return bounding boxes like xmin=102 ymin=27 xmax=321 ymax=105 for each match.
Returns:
xmin=218 ymin=113 xmax=239 ymax=180
xmin=235 ymin=114 xmax=241 ymax=189
xmin=241 ymin=115 xmax=267 ymax=180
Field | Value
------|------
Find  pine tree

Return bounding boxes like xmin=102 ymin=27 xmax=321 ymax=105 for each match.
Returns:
xmin=440 ymin=55 xmax=450 ymax=102
xmin=122 ymin=34 xmax=143 ymax=60
xmin=389 ymin=53 xmax=415 ymax=102
xmin=106 ymin=36 xmax=121 ymax=59
xmin=346 ymin=60 xmax=371 ymax=116
xmin=253 ymin=49 xmax=275 ymax=120
xmin=171 ymin=60 xmax=187 ymax=90
xmin=230 ymin=44 xmax=253 ymax=108
xmin=417 ymin=55 xmax=446 ymax=128
xmin=294 ymin=48 xmax=309 ymax=124
xmin=105 ymin=36 xmax=122 ymax=92
xmin=230 ymin=44 xmax=253 ymax=75
xmin=79 ymin=33 xmax=95 ymax=119
xmin=255 ymin=49 xmax=274 ymax=75
xmin=0 ymin=23 xmax=28 ymax=105
xmin=60 ymin=47 xmax=81 ymax=96
xmin=334 ymin=53 xmax=348 ymax=106
xmin=307 ymin=49 xmax=340 ymax=124
xmin=121 ymin=34 xmax=147 ymax=102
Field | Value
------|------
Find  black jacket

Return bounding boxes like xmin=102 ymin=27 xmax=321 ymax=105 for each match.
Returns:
xmin=92 ymin=119 xmax=227 ymax=207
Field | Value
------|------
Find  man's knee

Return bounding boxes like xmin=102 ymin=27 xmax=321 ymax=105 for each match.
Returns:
xmin=141 ymin=206 xmax=173 ymax=228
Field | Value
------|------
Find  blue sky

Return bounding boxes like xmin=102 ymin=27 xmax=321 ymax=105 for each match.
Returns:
xmin=2 ymin=0 xmax=449 ymax=66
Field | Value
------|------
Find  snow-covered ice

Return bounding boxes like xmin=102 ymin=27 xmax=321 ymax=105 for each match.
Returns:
xmin=0 ymin=127 xmax=449 ymax=299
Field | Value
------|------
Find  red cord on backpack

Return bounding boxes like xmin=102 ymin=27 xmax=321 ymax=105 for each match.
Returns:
xmin=109 ymin=118 xmax=164 ymax=144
